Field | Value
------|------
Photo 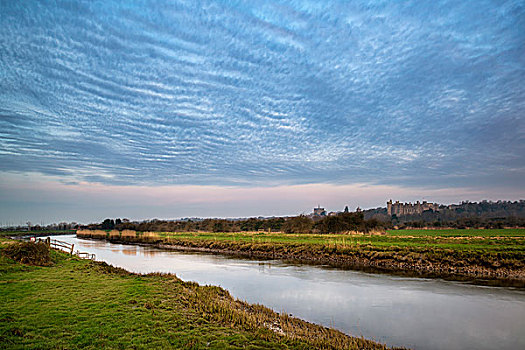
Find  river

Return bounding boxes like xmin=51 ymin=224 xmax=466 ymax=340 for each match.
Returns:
xmin=48 ymin=235 xmax=525 ymax=350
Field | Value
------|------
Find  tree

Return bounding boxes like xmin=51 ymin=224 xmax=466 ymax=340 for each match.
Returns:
xmin=282 ymin=215 xmax=313 ymax=233
xmin=101 ymin=219 xmax=115 ymax=230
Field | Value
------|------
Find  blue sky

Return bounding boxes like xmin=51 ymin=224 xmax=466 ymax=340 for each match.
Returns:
xmin=1 ymin=1 xmax=524 ymax=224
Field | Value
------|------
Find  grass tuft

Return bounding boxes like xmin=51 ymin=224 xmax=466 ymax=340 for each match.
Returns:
xmin=2 ymin=241 xmax=51 ymax=266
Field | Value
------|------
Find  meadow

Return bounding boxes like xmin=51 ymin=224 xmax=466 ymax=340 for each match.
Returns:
xmin=386 ymin=228 xmax=525 ymax=237
xmin=144 ymin=228 xmax=525 ymax=254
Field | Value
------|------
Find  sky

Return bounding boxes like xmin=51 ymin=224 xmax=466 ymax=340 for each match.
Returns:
xmin=1 ymin=0 xmax=524 ymax=225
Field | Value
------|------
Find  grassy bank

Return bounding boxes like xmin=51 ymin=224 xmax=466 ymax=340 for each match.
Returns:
xmin=77 ymin=229 xmax=525 ymax=285
xmin=0 ymin=240 xmax=394 ymax=350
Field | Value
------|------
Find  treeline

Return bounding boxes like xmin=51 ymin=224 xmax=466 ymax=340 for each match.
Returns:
xmin=87 ymin=200 xmax=525 ymax=233
xmin=447 ymin=200 xmax=525 ymax=217
xmin=0 ymin=223 xmax=78 ymax=232
xmin=282 ymin=213 xmax=384 ymax=234
xmin=362 ymin=200 xmax=525 ymax=228
xmin=90 ymin=212 xmax=385 ymax=234
xmin=395 ymin=201 xmax=524 ymax=222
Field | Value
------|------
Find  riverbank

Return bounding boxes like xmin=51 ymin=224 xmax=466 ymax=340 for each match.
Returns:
xmin=77 ymin=229 xmax=525 ymax=287
xmin=0 ymin=239 xmax=396 ymax=349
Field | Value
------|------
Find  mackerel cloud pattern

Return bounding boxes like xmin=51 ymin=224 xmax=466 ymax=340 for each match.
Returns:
xmin=1 ymin=1 xmax=524 ymax=188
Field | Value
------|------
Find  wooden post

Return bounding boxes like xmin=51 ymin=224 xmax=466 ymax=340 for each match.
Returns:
xmin=70 ymin=244 xmax=74 ymax=255
xmin=46 ymin=237 xmax=50 ymax=247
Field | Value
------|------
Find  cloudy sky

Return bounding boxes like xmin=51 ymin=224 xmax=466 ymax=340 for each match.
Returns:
xmin=1 ymin=0 xmax=524 ymax=224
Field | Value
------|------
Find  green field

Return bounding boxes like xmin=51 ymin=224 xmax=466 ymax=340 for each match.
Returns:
xmin=386 ymin=228 xmax=525 ymax=237
xmin=0 ymin=239 xmax=392 ymax=350
xmin=152 ymin=228 xmax=525 ymax=254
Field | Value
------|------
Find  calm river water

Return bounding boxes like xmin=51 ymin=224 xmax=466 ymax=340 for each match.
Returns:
xmin=49 ymin=235 xmax=524 ymax=350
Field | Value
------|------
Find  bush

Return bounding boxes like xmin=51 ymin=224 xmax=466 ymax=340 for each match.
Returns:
xmin=2 ymin=241 xmax=51 ymax=266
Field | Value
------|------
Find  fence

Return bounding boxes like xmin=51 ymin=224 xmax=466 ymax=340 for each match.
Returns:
xmin=75 ymin=251 xmax=96 ymax=260
xmin=38 ymin=237 xmax=96 ymax=260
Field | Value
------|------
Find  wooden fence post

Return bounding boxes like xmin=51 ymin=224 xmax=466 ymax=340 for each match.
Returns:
xmin=70 ymin=244 xmax=74 ymax=255
xmin=46 ymin=237 xmax=50 ymax=247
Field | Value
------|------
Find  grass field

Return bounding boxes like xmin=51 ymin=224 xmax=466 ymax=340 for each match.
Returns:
xmin=145 ymin=228 xmax=525 ymax=254
xmin=386 ymin=228 xmax=525 ymax=237
xmin=0 ymin=239 xmax=392 ymax=350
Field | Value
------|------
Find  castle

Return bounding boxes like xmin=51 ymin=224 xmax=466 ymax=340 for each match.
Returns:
xmin=313 ymin=206 xmax=326 ymax=217
xmin=387 ymin=200 xmax=439 ymax=216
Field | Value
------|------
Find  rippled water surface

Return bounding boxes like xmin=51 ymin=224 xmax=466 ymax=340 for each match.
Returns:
xmin=49 ymin=235 xmax=525 ymax=350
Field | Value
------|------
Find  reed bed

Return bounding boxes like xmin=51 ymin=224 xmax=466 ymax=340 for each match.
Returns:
xmin=91 ymin=230 xmax=107 ymax=238
xmin=120 ymin=229 xmax=136 ymax=240
xmin=76 ymin=229 xmax=91 ymax=237
xmin=108 ymin=230 xmax=120 ymax=240
xmin=76 ymin=229 xmax=107 ymax=239
xmin=141 ymin=231 xmax=161 ymax=242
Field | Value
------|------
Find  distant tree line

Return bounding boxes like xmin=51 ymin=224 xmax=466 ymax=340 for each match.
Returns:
xmin=363 ymin=200 xmax=525 ymax=228
xmin=90 ymin=212 xmax=384 ymax=234
xmin=0 ymin=222 xmax=78 ymax=232
xmin=278 ymin=212 xmax=383 ymax=234
xmin=88 ymin=200 xmax=525 ymax=233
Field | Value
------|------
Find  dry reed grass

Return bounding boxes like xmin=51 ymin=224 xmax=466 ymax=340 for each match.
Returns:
xmin=121 ymin=230 xmax=136 ymax=238
xmin=108 ymin=230 xmax=120 ymax=239
xmin=141 ymin=231 xmax=160 ymax=241
xmin=368 ymin=229 xmax=387 ymax=236
xmin=2 ymin=241 xmax=52 ymax=266
xmin=76 ymin=229 xmax=91 ymax=237
xmin=76 ymin=229 xmax=106 ymax=238
xmin=91 ymin=230 xmax=107 ymax=238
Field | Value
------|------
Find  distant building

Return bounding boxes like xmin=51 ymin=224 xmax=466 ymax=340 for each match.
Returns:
xmin=387 ymin=200 xmax=439 ymax=216
xmin=313 ymin=206 xmax=327 ymax=217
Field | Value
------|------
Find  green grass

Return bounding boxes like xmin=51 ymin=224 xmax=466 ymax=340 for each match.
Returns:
xmin=153 ymin=229 xmax=525 ymax=254
xmin=0 ymin=240 xmax=393 ymax=350
xmin=386 ymin=228 xmax=525 ymax=237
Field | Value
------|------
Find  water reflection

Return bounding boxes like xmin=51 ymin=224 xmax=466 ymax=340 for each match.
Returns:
xmin=50 ymin=235 xmax=525 ymax=350
xmin=121 ymin=247 xmax=138 ymax=256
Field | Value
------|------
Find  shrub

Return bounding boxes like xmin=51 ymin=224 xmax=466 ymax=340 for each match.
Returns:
xmin=2 ymin=241 xmax=51 ymax=266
